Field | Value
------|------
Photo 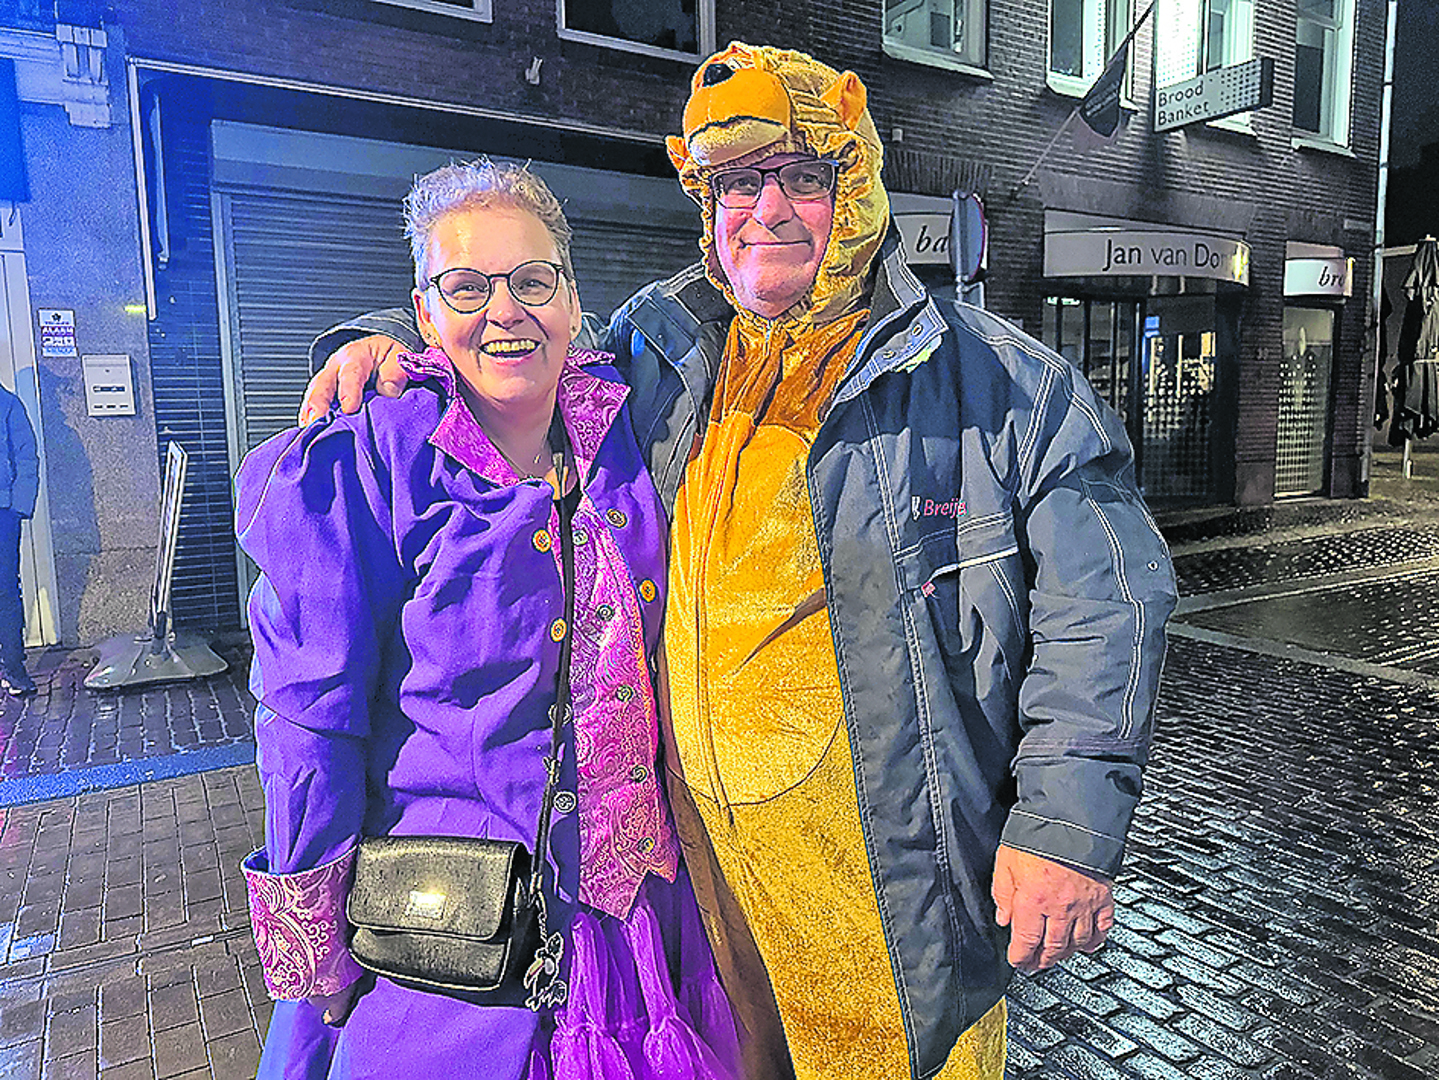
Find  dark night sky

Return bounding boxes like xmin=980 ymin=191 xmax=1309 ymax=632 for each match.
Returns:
xmin=1391 ymin=0 xmax=1439 ymax=168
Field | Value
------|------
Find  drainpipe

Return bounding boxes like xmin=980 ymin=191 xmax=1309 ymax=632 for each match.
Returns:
xmin=1365 ymin=0 xmax=1398 ymax=493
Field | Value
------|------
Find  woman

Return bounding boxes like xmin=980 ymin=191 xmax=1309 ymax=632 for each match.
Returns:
xmin=237 ymin=159 xmax=741 ymax=1080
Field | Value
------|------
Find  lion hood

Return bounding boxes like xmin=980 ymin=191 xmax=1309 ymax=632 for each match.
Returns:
xmin=666 ymin=42 xmax=889 ymax=327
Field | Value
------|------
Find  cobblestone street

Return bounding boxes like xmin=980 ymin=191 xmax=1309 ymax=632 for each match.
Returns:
xmin=1 ymin=450 xmax=1438 ymax=1078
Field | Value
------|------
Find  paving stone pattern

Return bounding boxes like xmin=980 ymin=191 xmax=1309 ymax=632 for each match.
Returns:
xmin=1007 ymin=635 xmax=1439 ymax=1080
xmin=0 ymin=769 xmax=270 ymax=1079
xmin=0 ymin=650 xmax=254 ymax=781
xmin=1171 ymin=524 xmax=1439 ymax=596
xmin=1182 ymin=566 xmax=1439 ymax=674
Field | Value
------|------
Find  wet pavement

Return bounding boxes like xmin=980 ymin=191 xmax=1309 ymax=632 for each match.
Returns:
xmin=3 ymin=444 xmax=1439 ymax=1077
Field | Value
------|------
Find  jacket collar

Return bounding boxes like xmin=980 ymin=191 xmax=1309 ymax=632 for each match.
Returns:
xmin=833 ymin=226 xmax=948 ymax=407
xmin=398 ymin=346 xmax=628 ymax=485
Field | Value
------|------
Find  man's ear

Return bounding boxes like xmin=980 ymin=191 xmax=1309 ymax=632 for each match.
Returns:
xmin=820 ymin=71 xmax=867 ymax=131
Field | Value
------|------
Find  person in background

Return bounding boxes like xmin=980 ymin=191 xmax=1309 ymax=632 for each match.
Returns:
xmin=299 ymin=43 xmax=1178 ymax=1080
xmin=237 ymin=159 xmax=739 ymax=1080
xmin=0 ymin=381 xmax=37 ymax=697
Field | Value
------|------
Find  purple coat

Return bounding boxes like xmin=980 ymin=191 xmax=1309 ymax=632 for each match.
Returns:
xmin=237 ymin=352 xmax=735 ymax=1080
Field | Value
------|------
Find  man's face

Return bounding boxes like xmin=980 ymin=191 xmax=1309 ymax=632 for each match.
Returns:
xmin=713 ymin=153 xmax=835 ymax=319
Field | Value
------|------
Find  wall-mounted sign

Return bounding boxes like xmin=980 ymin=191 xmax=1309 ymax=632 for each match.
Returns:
xmin=38 ymin=309 xmax=77 ymax=358
xmin=1155 ymin=57 xmax=1275 ymax=133
xmin=894 ymin=212 xmax=952 ymax=265
xmin=1284 ymin=256 xmax=1353 ymax=298
xmin=82 ymin=354 xmax=136 ymax=416
xmin=1045 ymin=227 xmax=1250 ymax=285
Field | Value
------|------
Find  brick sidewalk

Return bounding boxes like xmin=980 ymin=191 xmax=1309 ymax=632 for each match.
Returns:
xmin=2 ymin=475 xmax=1438 ymax=1078
xmin=0 ymin=769 xmax=268 ymax=1079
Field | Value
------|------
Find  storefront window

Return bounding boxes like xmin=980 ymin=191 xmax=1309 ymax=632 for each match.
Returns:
xmin=1275 ymin=307 xmax=1335 ymax=496
xmin=884 ymin=0 xmax=987 ymax=69
xmin=1141 ymin=306 xmax=1216 ymax=501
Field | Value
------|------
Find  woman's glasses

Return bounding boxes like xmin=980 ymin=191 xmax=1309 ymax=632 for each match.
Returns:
xmin=426 ymin=260 xmax=566 ymax=314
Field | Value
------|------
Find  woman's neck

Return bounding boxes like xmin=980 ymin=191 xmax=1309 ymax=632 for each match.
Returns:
xmin=459 ymin=383 xmax=557 ymax=478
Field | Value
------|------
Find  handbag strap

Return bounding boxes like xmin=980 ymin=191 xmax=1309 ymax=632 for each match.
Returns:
xmin=528 ymin=408 xmax=576 ymax=908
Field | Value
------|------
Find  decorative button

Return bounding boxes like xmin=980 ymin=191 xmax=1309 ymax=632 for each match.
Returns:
xmin=629 ymin=764 xmax=649 ymax=783
xmin=637 ymin=837 xmax=655 ymax=854
xmin=532 ymin=530 xmax=552 ymax=553
xmin=615 ymin=685 xmax=635 ymax=702
xmin=639 ymin=579 xmax=657 ymax=603
xmin=574 ymin=528 xmax=589 ymax=546
xmin=549 ymin=618 xmax=567 ymax=642
xmin=554 ymin=792 xmax=577 ymax=814
xmin=606 ymin=508 xmax=628 ymax=528
xmin=1148 ymin=560 xmax=1160 ymax=571
xmin=597 ymin=604 xmax=615 ymax=621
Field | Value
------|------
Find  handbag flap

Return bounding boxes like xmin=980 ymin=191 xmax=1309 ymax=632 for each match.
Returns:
xmin=347 ymin=835 xmax=529 ymax=941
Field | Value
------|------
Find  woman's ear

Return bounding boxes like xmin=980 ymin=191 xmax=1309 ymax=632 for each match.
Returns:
xmin=413 ymin=287 xmax=438 ymax=347
xmin=568 ymin=280 xmax=583 ymax=342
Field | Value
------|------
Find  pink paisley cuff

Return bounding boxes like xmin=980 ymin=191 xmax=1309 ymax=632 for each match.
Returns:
xmin=242 ymin=846 xmax=365 ymax=1001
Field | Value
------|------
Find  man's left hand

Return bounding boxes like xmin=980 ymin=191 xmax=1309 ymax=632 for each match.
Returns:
xmin=991 ymin=844 xmax=1114 ymax=972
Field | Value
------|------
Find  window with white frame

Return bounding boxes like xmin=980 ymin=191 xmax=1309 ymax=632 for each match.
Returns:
xmin=1048 ymin=0 xmax=1132 ymax=96
xmin=1293 ymin=0 xmax=1353 ymax=145
xmin=559 ymin=0 xmax=714 ymax=62
xmin=1153 ymin=0 xmax=1254 ymax=122
xmin=371 ymin=0 xmax=492 ymax=22
xmin=884 ymin=0 xmax=987 ymax=70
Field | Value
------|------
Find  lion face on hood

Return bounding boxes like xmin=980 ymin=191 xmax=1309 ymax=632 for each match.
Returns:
xmin=667 ymin=42 xmax=889 ymax=326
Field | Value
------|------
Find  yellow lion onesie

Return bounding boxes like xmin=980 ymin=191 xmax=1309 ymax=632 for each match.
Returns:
xmin=661 ymin=42 xmax=1007 ymax=1080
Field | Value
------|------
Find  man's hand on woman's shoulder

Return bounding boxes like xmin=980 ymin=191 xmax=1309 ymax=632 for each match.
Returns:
xmin=298 ymin=335 xmax=414 ymax=424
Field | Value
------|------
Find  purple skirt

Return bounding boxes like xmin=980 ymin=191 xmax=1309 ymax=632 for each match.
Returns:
xmin=258 ymin=867 xmax=740 ymax=1080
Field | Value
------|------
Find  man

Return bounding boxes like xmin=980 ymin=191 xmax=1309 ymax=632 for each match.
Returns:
xmin=300 ymin=43 xmax=1176 ymax=1079
xmin=0 ymin=381 xmax=37 ymax=696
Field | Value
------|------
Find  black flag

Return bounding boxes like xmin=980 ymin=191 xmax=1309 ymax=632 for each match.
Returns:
xmin=1079 ymin=41 xmax=1129 ymax=139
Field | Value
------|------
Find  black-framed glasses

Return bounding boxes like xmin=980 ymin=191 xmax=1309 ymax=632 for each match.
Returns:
xmin=426 ymin=260 xmax=566 ymax=314
xmin=709 ymin=159 xmax=840 ymax=209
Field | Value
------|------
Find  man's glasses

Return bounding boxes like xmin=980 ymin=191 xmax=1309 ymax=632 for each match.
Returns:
xmin=709 ymin=160 xmax=840 ymax=209
xmin=426 ymin=260 xmax=566 ymax=314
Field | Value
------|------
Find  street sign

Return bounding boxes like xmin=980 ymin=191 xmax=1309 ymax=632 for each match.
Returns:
xmin=1154 ymin=57 xmax=1274 ymax=132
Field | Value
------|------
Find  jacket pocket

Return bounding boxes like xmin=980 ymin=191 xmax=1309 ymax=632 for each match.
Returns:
xmin=896 ymin=514 xmax=1026 ymax=688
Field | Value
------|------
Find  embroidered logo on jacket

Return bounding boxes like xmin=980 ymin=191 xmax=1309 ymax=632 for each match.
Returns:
xmin=911 ymin=496 xmax=966 ymax=518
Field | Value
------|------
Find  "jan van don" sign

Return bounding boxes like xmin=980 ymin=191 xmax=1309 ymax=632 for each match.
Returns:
xmin=1044 ymin=228 xmax=1251 ymax=285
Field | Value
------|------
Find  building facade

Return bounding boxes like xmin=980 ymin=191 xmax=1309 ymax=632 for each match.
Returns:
xmin=0 ymin=0 xmax=1389 ymax=642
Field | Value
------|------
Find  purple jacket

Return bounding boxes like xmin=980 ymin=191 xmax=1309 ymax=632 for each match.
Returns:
xmin=236 ymin=350 xmax=680 ymax=1077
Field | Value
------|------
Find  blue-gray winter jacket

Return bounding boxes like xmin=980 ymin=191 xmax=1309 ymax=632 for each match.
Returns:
xmin=314 ymin=229 xmax=1177 ymax=1077
xmin=0 ymin=385 xmax=37 ymax=518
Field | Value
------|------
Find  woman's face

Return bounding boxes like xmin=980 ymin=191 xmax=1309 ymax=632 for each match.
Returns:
xmin=413 ymin=204 xmax=582 ymax=416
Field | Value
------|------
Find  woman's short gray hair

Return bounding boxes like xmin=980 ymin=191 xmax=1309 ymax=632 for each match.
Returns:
xmin=404 ymin=158 xmax=575 ymax=288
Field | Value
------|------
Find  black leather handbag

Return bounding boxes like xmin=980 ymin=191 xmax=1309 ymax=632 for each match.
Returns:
xmin=346 ymin=422 xmax=575 ymax=1012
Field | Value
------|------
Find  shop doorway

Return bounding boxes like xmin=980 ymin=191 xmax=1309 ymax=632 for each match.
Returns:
xmin=1043 ymin=294 xmax=1226 ymax=502
xmin=1275 ymin=306 xmax=1335 ymax=497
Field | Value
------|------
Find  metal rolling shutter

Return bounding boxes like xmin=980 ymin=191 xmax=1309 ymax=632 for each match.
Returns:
xmin=566 ymin=219 xmax=702 ymax=324
xmin=216 ymin=187 xmax=701 ymax=615
xmin=219 ymin=189 xmax=416 ymax=454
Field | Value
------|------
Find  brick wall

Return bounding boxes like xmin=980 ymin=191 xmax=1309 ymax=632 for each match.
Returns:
xmin=105 ymin=0 xmax=1386 ymax=558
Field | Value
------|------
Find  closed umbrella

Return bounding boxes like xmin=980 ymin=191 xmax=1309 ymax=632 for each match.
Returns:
xmin=1389 ymin=237 xmax=1439 ymax=454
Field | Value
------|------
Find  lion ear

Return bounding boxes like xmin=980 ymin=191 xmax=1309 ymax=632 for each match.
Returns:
xmin=821 ymin=71 xmax=867 ymax=130
xmin=666 ymin=134 xmax=692 ymax=174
